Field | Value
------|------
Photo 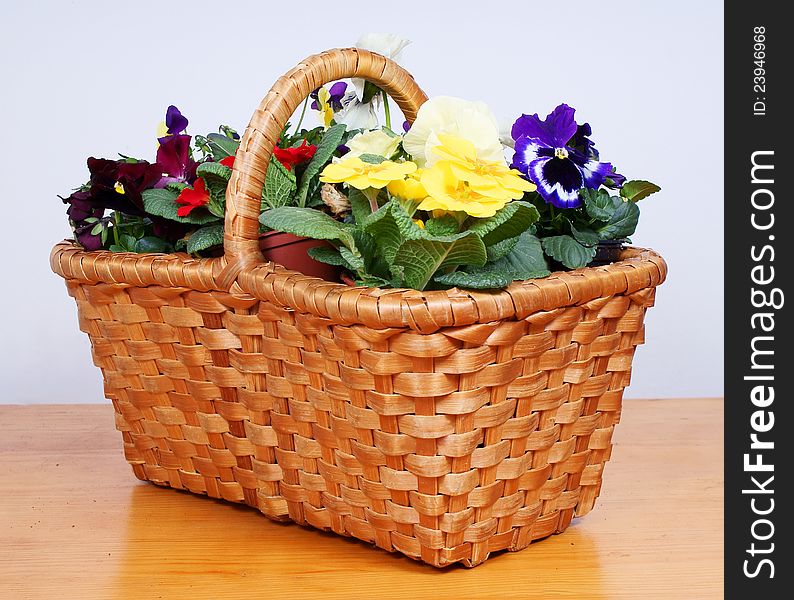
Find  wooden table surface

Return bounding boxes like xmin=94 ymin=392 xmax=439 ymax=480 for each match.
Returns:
xmin=0 ymin=399 xmax=723 ymax=599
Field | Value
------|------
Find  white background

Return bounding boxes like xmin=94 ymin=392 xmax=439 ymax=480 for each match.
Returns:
xmin=0 ymin=0 xmax=723 ymax=403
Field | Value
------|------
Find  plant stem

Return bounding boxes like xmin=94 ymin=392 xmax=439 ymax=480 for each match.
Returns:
xmin=293 ymin=97 xmax=309 ymax=134
xmin=112 ymin=212 xmax=121 ymax=246
xmin=382 ymin=90 xmax=391 ymax=130
xmin=364 ymin=188 xmax=380 ymax=213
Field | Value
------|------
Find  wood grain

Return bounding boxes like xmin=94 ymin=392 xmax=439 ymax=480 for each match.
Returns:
xmin=0 ymin=399 xmax=723 ymax=599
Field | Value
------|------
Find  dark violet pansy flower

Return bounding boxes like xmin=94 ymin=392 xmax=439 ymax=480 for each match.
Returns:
xmin=511 ymin=104 xmax=614 ymax=208
xmin=156 ymin=134 xmax=197 ymax=184
xmin=310 ymin=81 xmax=348 ymax=111
xmin=165 ymin=105 xmax=189 ymax=135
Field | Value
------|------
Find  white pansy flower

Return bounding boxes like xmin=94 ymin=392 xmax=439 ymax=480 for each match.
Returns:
xmin=353 ymin=33 xmax=411 ymax=101
xmin=403 ymin=96 xmax=505 ymax=167
xmin=345 ymin=129 xmax=402 ymax=159
xmin=333 ymin=88 xmax=379 ymax=130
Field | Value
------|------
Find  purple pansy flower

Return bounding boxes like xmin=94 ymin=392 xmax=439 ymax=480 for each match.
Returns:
xmin=165 ymin=105 xmax=189 ymax=135
xmin=156 ymin=134 xmax=197 ymax=184
xmin=511 ymin=104 xmax=614 ymax=208
xmin=310 ymin=81 xmax=348 ymax=111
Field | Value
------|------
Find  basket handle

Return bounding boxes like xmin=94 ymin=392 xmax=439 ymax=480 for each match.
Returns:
xmin=219 ymin=48 xmax=428 ymax=286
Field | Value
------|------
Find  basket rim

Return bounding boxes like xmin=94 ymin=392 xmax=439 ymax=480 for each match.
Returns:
xmin=51 ymin=241 xmax=666 ymax=332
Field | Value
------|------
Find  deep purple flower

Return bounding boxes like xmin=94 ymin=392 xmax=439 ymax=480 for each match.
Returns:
xmin=402 ymin=120 xmax=411 ymax=133
xmin=165 ymin=105 xmax=189 ymax=135
xmin=82 ymin=157 xmax=161 ymax=216
xmin=156 ymin=134 xmax=197 ymax=183
xmin=73 ymin=220 xmax=103 ymax=251
xmin=511 ymin=104 xmax=613 ymax=208
xmin=117 ymin=161 xmax=164 ymax=209
xmin=310 ymin=81 xmax=349 ymax=111
xmin=62 ymin=190 xmax=99 ymax=222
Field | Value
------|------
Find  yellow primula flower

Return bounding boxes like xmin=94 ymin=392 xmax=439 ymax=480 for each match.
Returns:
xmin=419 ymin=162 xmax=509 ymax=217
xmin=430 ymin=133 xmax=536 ymax=200
xmin=416 ymin=135 xmax=536 ymax=218
xmin=320 ymin=157 xmax=417 ymax=190
xmin=387 ymin=168 xmax=427 ymax=201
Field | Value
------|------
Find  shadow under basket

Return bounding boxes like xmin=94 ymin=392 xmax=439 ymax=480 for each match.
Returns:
xmin=50 ymin=47 xmax=667 ymax=568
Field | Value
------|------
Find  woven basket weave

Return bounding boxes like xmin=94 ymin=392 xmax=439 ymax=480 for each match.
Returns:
xmin=51 ymin=48 xmax=667 ymax=568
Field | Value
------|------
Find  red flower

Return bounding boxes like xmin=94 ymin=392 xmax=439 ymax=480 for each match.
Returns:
xmin=176 ymin=178 xmax=210 ymax=216
xmin=273 ymin=139 xmax=317 ymax=171
xmin=220 ymin=156 xmax=235 ymax=168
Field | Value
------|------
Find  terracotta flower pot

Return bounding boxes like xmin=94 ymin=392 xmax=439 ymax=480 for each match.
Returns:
xmin=258 ymin=231 xmax=341 ymax=282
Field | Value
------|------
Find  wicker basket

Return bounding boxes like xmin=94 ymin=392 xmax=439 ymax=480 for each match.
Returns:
xmin=51 ymin=48 xmax=667 ymax=568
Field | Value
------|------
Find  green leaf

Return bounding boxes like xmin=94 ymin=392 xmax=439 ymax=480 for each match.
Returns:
xmin=495 ymin=232 xmax=550 ymax=278
xmin=134 ymin=236 xmax=170 ymax=253
xmin=339 ymin=246 xmax=366 ymax=271
xmin=196 ymin=161 xmax=232 ymax=218
xmin=620 ymin=180 xmax=661 ymax=202
xmin=393 ymin=231 xmax=487 ymax=290
xmin=262 ymin=158 xmax=297 ymax=209
xmin=358 ymin=153 xmax=386 ymax=164
xmin=297 ymin=123 xmax=346 ymax=206
xmin=486 ymin=235 xmax=519 ymax=261
xmin=165 ymin=182 xmax=187 ymax=194
xmin=595 ymin=201 xmax=640 ymax=240
xmin=142 ymin=188 xmax=220 ymax=225
xmin=206 ymin=133 xmax=239 ymax=160
xmin=570 ymin=223 xmax=599 ymax=247
xmin=467 ymin=201 xmax=540 ymax=246
xmin=186 ymin=224 xmax=224 ymax=254
xmin=362 ymin=200 xmax=425 ymax=264
xmin=90 ymin=223 xmax=103 ymax=235
xmin=347 ymin=188 xmax=372 ymax=224
xmin=259 ymin=206 xmax=355 ymax=248
xmin=120 ymin=234 xmax=136 ymax=250
xmin=581 ymin=188 xmax=615 ymax=221
xmin=424 ymin=214 xmax=460 ymax=236
xmin=307 ymin=245 xmax=355 ymax=269
xmin=542 ymin=235 xmax=597 ymax=269
xmin=434 ymin=268 xmax=513 ymax=290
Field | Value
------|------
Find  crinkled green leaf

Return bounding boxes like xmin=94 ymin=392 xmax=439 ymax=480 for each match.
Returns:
xmin=393 ymin=231 xmax=487 ymax=290
xmin=542 ymin=235 xmax=596 ymax=269
xmin=596 ymin=201 xmax=640 ymax=240
xmin=206 ymin=133 xmax=239 ymax=160
xmin=262 ymin=157 xmax=297 ymax=209
xmin=134 ymin=236 xmax=171 ymax=254
xmin=467 ymin=201 xmax=540 ymax=246
xmin=142 ymin=188 xmax=220 ymax=225
xmin=620 ymin=180 xmax=661 ymax=202
xmin=486 ymin=235 xmax=519 ymax=262
xmin=496 ymin=232 xmax=550 ymax=278
xmin=570 ymin=223 xmax=599 ymax=247
xmin=297 ymin=123 xmax=346 ymax=206
xmin=362 ymin=200 xmax=424 ymax=264
xmin=581 ymin=188 xmax=615 ymax=221
xmin=424 ymin=214 xmax=460 ymax=237
xmin=434 ymin=268 xmax=513 ymax=290
xmin=339 ymin=246 xmax=366 ymax=271
xmin=259 ymin=206 xmax=355 ymax=248
xmin=348 ymin=188 xmax=373 ymax=225
xmin=186 ymin=224 xmax=224 ymax=254
xmin=308 ymin=245 xmax=355 ymax=269
xmin=196 ymin=161 xmax=232 ymax=217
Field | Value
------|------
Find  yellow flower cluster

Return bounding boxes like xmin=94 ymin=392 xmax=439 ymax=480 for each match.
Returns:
xmin=417 ymin=134 xmax=535 ymax=217
xmin=319 ymin=133 xmax=535 ymax=219
xmin=320 ymin=157 xmax=417 ymax=190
